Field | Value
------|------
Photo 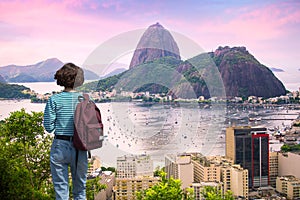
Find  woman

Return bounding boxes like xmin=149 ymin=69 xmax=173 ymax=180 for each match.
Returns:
xmin=43 ymin=63 xmax=87 ymax=200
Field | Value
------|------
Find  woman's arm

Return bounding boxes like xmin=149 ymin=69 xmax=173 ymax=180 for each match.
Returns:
xmin=43 ymin=97 xmax=56 ymax=133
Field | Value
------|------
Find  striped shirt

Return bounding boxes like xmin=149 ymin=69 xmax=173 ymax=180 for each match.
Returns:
xmin=43 ymin=91 xmax=81 ymax=136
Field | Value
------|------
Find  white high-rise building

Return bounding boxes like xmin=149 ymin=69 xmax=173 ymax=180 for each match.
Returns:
xmin=114 ymin=154 xmax=155 ymax=200
xmin=116 ymin=154 xmax=153 ymax=178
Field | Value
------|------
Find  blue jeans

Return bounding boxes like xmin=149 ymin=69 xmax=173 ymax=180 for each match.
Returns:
xmin=50 ymin=138 xmax=88 ymax=200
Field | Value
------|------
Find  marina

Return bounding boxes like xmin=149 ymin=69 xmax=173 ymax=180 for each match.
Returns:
xmin=0 ymin=97 xmax=299 ymax=167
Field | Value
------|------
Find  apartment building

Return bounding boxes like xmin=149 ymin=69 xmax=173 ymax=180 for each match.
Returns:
xmin=114 ymin=154 xmax=155 ymax=200
xmin=116 ymin=154 xmax=153 ymax=178
xmin=278 ymin=152 xmax=300 ymax=179
xmin=269 ymin=151 xmax=279 ymax=187
xmin=223 ymin=165 xmax=248 ymax=198
xmin=191 ymin=154 xmax=248 ymax=199
xmin=165 ymin=153 xmax=194 ymax=189
xmin=88 ymin=155 xmax=102 ymax=174
xmin=276 ymin=176 xmax=300 ymax=200
xmin=191 ymin=182 xmax=223 ymax=200
xmin=95 ymin=171 xmax=116 ymax=200
xmin=191 ymin=154 xmax=223 ymax=182
xmin=113 ymin=176 xmax=160 ymax=200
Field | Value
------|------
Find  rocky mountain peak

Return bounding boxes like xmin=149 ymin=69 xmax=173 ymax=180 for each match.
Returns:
xmin=129 ymin=22 xmax=180 ymax=69
xmin=148 ymin=22 xmax=164 ymax=29
xmin=214 ymin=46 xmax=248 ymax=56
xmin=211 ymin=46 xmax=286 ymax=98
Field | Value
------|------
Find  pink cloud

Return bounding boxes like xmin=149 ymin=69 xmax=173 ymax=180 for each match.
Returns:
xmin=170 ymin=1 xmax=300 ymax=52
xmin=224 ymin=1 xmax=300 ymax=39
xmin=101 ymin=0 xmax=123 ymax=11
xmin=0 ymin=0 xmax=299 ymax=77
xmin=0 ymin=0 xmax=140 ymax=65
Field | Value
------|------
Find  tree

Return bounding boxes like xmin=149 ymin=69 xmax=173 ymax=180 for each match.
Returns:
xmin=153 ymin=166 xmax=165 ymax=177
xmin=201 ymin=186 xmax=234 ymax=200
xmin=86 ymin=176 xmax=106 ymax=200
xmin=136 ymin=171 xmax=194 ymax=200
xmin=0 ymin=109 xmax=107 ymax=199
xmin=281 ymin=143 xmax=300 ymax=152
xmin=0 ymin=82 xmax=31 ymax=99
xmin=101 ymin=166 xmax=116 ymax=172
xmin=0 ymin=109 xmax=54 ymax=199
xmin=69 ymin=175 xmax=107 ymax=200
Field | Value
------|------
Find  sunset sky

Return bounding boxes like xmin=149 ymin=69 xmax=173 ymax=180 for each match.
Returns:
xmin=1 ymin=0 xmax=300 ymax=90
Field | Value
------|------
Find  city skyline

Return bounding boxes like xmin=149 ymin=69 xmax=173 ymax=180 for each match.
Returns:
xmin=1 ymin=0 xmax=300 ymax=90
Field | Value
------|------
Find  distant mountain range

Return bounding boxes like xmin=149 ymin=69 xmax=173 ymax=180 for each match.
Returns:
xmin=91 ymin=23 xmax=286 ymax=98
xmin=0 ymin=74 xmax=5 ymax=83
xmin=0 ymin=58 xmax=99 ymax=83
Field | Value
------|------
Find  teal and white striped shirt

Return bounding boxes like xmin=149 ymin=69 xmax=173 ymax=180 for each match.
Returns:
xmin=43 ymin=91 xmax=81 ymax=136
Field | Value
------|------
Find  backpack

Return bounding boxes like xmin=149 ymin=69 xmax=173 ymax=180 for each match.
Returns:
xmin=73 ymin=93 xmax=104 ymax=151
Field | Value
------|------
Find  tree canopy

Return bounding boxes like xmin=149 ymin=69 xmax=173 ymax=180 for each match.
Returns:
xmin=0 ymin=109 xmax=106 ymax=200
xmin=0 ymin=83 xmax=31 ymax=99
xmin=0 ymin=109 xmax=54 ymax=199
xmin=136 ymin=171 xmax=194 ymax=200
xmin=201 ymin=186 xmax=234 ymax=200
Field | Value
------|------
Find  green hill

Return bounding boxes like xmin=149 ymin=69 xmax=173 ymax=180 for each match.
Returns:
xmin=0 ymin=83 xmax=31 ymax=99
xmin=79 ymin=46 xmax=286 ymax=99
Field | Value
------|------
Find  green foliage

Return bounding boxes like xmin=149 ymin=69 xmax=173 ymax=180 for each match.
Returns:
xmin=30 ymin=95 xmax=48 ymax=103
xmin=81 ymin=57 xmax=182 ymax=95
xmin=293 ymin=121 xmax=300 ymax=127
xmin=218 ymin=51 xmax=259 ymax=66
xmin=69 ymin=175 xmax=106 ymax=200
xmin=0 ymin=109 xmax=54 ymax=199
xmin=0 ymin=109 xmax=107 ymax=199
xmin=136 ymin=171 xmax=194 ymax=200
xmin=86 ymin=177 xmax=107 ymax=200
xmin=0 ymin=82 xmax=31 ymax=99
xmin=134 ymin=83 xmax=169 ymax=94
xmin=180 ymin=63 xmax=205 ymax=85
xmin=201 ymin=186 xmax=234 ymax=200
xmin=281 ymin=144 xmax=300 ymax=152
xmin=117 ymin=57 xmax=180 ymax=94
xmin=183 ymin=187 xmax=195 ymax=200
xmin=97 ymin=74 xmax=122 ymax=91
xmin=77 ymin=80 xmax=100 ymax=92
xmin=154 ymin=166 xmax=165 ymax=177
xmin=101 ymin=166 xmax=116 ymax=172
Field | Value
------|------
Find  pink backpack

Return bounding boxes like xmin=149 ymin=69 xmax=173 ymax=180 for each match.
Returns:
xmin=73 ymin=93 xmax=104 ymax=151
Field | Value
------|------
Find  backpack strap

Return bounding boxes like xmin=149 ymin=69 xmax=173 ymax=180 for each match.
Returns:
xmin=77 ymin=93 xmax=89 ymax=102
xmin=83 ymin=93 xmax=89 ymax=102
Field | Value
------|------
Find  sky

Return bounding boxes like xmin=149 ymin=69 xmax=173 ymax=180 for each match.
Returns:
xmin=0 ymin=0 xmax=300 ymax=90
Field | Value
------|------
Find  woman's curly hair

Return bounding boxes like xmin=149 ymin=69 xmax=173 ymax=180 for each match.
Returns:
xmin=54 ymin=63 xmax=84 ymax=88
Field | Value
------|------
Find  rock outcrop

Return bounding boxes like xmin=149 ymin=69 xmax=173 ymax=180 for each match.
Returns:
xmin=113 ymin=46 xmax=286 ymax=99
xmin=129 ymin=22 xmax=180 ymax=69
xmin=211 ymin=46 xmax=286 ymax=98
xmin=96 ymin=23 xmax=288 ymax=98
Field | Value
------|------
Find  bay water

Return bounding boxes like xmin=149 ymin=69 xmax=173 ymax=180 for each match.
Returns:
xmin=1 ymin=82 xmax=298 ymax=167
